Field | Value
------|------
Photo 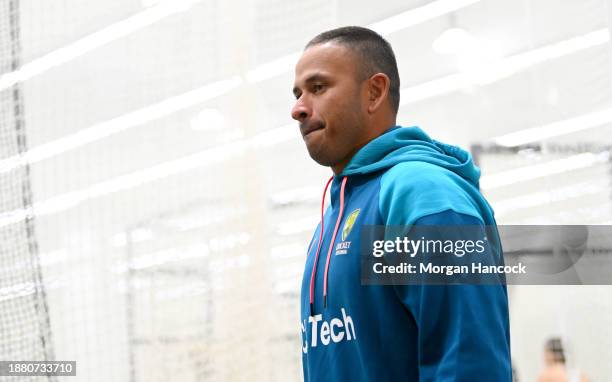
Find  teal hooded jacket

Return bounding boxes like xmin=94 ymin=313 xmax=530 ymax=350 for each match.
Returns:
xmin=300 ymin=126 xmax=511 ymax=381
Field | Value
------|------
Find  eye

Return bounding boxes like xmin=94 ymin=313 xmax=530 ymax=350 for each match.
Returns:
xmin=312 ymin=83 xmax=325 ymax=93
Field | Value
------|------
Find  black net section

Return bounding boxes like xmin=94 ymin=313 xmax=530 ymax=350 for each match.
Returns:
xmin=0 ymin=1 xmax=55 ymax=380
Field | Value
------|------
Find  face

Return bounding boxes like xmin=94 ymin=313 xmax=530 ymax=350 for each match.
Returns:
xmin=544 ymin=349 xmax=555 ymax=366
xmin=291 ymin=42 xmax=368 ymax=171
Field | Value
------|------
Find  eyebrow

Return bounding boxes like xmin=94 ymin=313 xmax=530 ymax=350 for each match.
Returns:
xmin=292 ymin=73 xmax=329 ymax=97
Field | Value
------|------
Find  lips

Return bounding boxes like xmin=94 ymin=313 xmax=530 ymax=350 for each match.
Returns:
xmin=300 ymin=121 xmax=325 ymax=138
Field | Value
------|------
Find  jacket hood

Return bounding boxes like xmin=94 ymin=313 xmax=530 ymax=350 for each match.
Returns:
xmin=340 ymin=126 xmax=481 ymax=188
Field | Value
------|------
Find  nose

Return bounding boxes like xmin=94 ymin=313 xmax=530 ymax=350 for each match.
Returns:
xmin=291 ymin=98 xmax=311 ymax=122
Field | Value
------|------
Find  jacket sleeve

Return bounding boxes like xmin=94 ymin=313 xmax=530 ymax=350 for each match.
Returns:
xmin=392 ymin=210 xmax=512 ymax=382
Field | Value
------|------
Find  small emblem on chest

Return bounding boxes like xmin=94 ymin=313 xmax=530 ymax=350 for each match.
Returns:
xmin=341 ymin=209 xmax=360 ymax=241
xmin=336 ymin=209 xmax=360 ymax=255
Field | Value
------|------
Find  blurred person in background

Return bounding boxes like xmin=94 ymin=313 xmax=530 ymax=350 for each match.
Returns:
xmin=537 ymin=338 xmax=589 ymax=382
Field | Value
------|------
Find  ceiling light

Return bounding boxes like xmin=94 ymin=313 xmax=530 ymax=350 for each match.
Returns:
xmin=432 ymin=27 xmax=475 ymax=55
xmin=493 ymin=107 xmax=612 ymax=147
xmin=0 ymin=0 xmax=204 ymax=91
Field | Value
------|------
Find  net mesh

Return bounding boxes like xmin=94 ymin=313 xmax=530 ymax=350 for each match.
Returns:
xmin=0 ymin=0 xmax=55 ymax=380
xmin=474 ymin=141 xmax=612 ymax=381
xmin=1 ymin=0 xmax=612 ymax=381
xmin=474 ymin=143 xmax=612 ymax=224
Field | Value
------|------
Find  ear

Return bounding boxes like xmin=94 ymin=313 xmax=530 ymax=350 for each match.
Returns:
xmin=366 ymin=73 xmax=391 ymax=114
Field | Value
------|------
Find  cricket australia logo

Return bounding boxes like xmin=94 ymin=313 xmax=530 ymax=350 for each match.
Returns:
xmin=335 ymin=209 xmax=360 ymax=255
xmin=342 ymin=209 xmax=360 ymax=241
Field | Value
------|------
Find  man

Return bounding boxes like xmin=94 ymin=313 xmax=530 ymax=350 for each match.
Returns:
xmin=291 ymin=26 xmax=512 ymax=381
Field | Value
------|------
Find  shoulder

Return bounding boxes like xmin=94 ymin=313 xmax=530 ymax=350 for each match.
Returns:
xmin=379 ymin=162 xmax=483 ymax=225
xmin=381 ymin=161 xmax=463 ymax=190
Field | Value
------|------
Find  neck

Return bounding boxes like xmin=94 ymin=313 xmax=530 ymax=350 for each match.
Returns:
xmin=331 ymin=159 xmax=350 ymax=176
xmin=331 ymin=119 xmax=397 ymax=175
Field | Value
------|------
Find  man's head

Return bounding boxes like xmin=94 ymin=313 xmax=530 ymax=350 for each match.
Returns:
xmin=291 ymin=26 xmax=400 ymax=173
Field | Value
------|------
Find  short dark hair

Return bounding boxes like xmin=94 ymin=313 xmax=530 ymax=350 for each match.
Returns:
xmin=305 ymin=26 xmax=400 ymax=115
xmin=545 ymin=337 xmax=566 ymax=364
